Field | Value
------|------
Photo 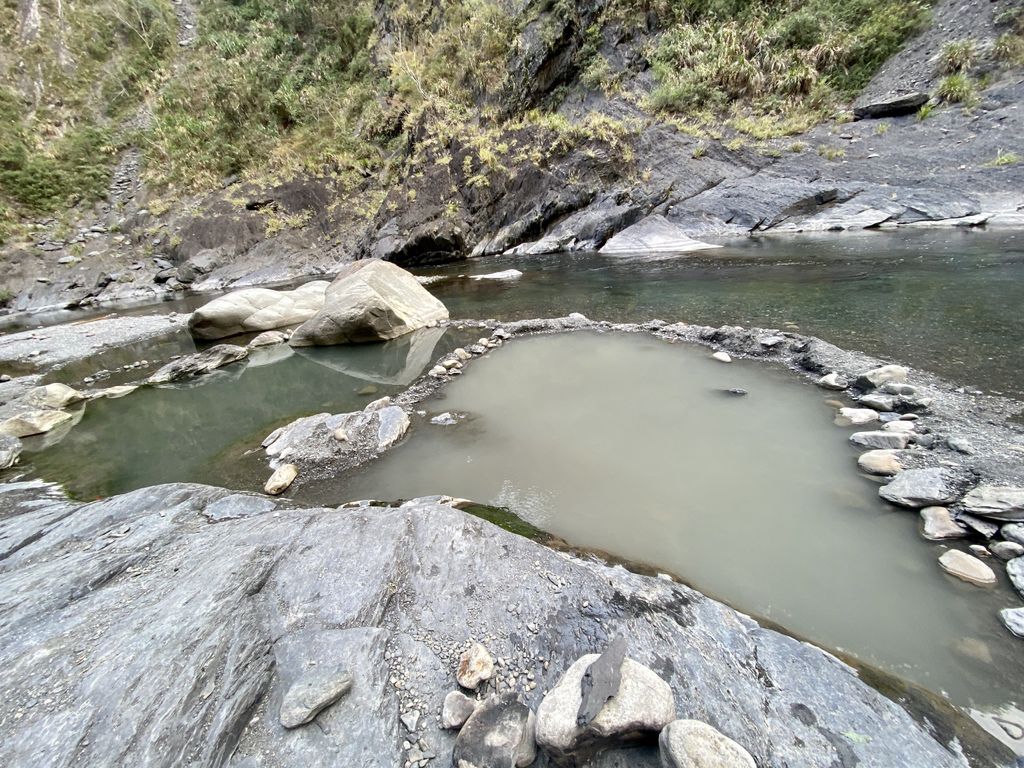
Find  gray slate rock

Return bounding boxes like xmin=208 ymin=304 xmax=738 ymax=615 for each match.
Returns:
xmin=279 ymin=668 xmax=354 ymax=728
xmin=920 ymin=507 xmax=968 ymax=541
xmin=850 ymin=431 xmax=911 ymax=450
xmin=1002 ymin=524 xmax=1024 ymax=547
xmin=879 ymin=468 xmax=957 ymax=509
xmin=991 ymin=541 xmax=1024 ymax=561
xmin=659 ymin=719 xmax=755 ymax=768
xmin=0 ymin=435 xmax=22 ymax=469
xmin=1008 ymin=557 xmax=1024 ymax=598
xmin=599 ymin=215 xmax=720 ymax=255
xmin=452 ymin=694 xmax=536 ymax=768
xmin=578 ymin=635 xmax=627 ymax=726
xmin=961 ymin=486 xmax=1024 ymax=521
xmin=853 ymin=92 xmax=929 ymax=120
xmin=0 ymin=483 xmax=1007 ymax=768
xmin=442 ymin=691 xmax=479 ymax=729
xmin=147 ymin=344 xmax=248 ymax=384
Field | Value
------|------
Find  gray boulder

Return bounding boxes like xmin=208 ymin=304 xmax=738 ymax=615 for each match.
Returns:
xmin=289 ymin=260 xmax=448 ymax=346
xmin=452 ymin=694 xmax=536 ymax=768
xmin=535 ymin=655 xmax=675 ymax=758
xmin=1000 ymin=608 xmax=1024 ymax=639
xmin=855 ymin=365 xmax=909 ymax=389
xmin=279 ymin=668 xmax=353 ymax=728
xmin=1002 ymin=524 xmax=1024 ymax=546
xmin=599 ymin=215 xmax=720 ymax=255
xmin=879 ymin=469 xmax=957 ymax=509
xmin=147 ymin=344 xmax=248 ymax=384
xmin=188 ymin=281 xmax=329 ymax=340
xmin=442 ymin=691 xmax=479 ymax=729
xmin=1008 ymin=557 xmax=1024 ymax=598
xmin=961 ymin=486 xmax=1024 ymax=521
xmin=0 ymin=409 xmax=74 ymax=438
xmin=991 ymin=541 xmax=1024 ymax=561
xmin=659 ymin=720 xmax=755 ymax=768
xmin=920 ymin=507 xmax=968 ymax=541
xmin=849 ymin=431 xmax=911 ymax=450
xmin=22 ymin=383 xmax=86 ymax=409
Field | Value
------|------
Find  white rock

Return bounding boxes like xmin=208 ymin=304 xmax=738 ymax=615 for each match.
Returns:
xmin=189 ymin=281 xmax=329 ymax=340
xmin=712 ymin=351 xmax=732 ymax=364
xmin=23 ymin=383 xmax=86 ymax=409
xmin=817 ymin=372 xmax=849 ymax=390
xmin=264 ymin=464 xmax=299 ymax=496
xmin=838 ymin=407 xmax=878 ymax=425
xmin=857 ymin=449 xmax=902 ymax=476
xmin=457 ymin=643 xmax=494 ymax=690
xmin=441 ymin=691 xmax=479 ymax=729
xmin=857 ymin=365 xmax=909 ymax=389
xmin=938 ymin=550 xmax=996 ymax=587
xmin=0 ymin=409 xmax=74 ymax=438
xmin=920 ymin=507 xmax=968 ymax=541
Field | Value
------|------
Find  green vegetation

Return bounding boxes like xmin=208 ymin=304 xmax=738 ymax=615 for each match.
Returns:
xmin=985 ymin=149 xmax=1021 ymax=167
xmin=647 ymin=0 xmax=931 ymax=135
xmin=818 ymin=145 xmax=846 ymax=161
xmin=936 ymin=73 xmax=976 ymax=105
xmin=939 ymin=40 xmax=975 ymax=73
xmin=917 ymin=103 xmax=935 ymax=120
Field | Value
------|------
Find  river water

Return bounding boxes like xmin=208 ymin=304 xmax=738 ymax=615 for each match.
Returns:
xmin=7 ymin=229 xmax=1024 ymax=752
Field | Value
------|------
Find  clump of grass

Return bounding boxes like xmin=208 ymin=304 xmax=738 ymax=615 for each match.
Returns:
xmin=724 ymin=137 xmax=745 ymax=152
xmin=917 ymin=103 xmax=935 ymax=120
xmin=788 ymin=141 xmax=808 ymax=152
xmin=985 ymin=149 xmax=1021 ymax=167
xmin=874 ymin=121 xmax=890 ymax=135
xmin=994 ymin=32 xmax=1024 ymax=65
xmin=818 ymin=145 xmax=845 ymax=161
xmin=692 ymin=143 xmax=707 ymax=158
xmin=939 ymin=40 xmax=975 ymax=73
xmin=936 ymin=73 xmax=976 ymax=104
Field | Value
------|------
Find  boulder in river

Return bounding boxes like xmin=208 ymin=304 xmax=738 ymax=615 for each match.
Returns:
xmin=264 ymin=463 xmax=298 ymax=496
xmin=188 ymin=281 xmax=329 ymax=340
xmin=660 ymin=719 xmax=755 ymax=768
xmin=816 ymin=372 xmax=848 ymax=391
xmin=1000 ymin=607 xmax=1024 ymax=639
xmin=879 ymin=468 xmax=957 ymax=508
xmin=938 ymin=550 xmax=996 ymax=587
xmin=838 ymin=407 xmax=879 ymax=425
xmin=535 ymin=654 xmax=675 ymax=758
xmin=289 ymin=260 xmax=448 ymax=346
xmin=961 ymin=486 xmax=1024 ymax=522
xmin=0 ymin=409 xmax=74 ymax=438
xmin=991 ymin=541 xmax=1024 ymax=561
xmin=849 ymin=431 xmax=910 ymax=450
xmin=147 ymin=344 xmax=248 ymax=384
xmin=1008 ymin=557 xmax=1024 ymax=598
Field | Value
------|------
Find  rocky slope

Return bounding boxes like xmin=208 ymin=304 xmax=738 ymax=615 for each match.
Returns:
xmin=0 ymin=481 xmax=1012 ymax=767
xmin=1 ymin=0 xmax=1022 ymax=316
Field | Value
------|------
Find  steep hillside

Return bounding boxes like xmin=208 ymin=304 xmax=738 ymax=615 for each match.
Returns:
xmin=1 ymin=0 xmax=1023 ymax=312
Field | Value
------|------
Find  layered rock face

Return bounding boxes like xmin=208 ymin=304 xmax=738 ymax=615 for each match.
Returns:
xmin=0 ymin=482 xmax=1008 ymax=767
xmin=289 ymin=260 xmax=449 ymax=346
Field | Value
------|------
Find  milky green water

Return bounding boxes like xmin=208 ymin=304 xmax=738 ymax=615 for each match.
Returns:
xmin=296 ymin=332 xmax=1024 ymax=747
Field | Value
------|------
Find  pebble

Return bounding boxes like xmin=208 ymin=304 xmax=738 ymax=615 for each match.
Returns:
xmin=712 ymin=351 xmax=732 ymax=363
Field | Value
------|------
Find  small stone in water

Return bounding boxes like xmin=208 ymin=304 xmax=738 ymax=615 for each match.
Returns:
xmin=712 ymin=351 xmax=732 ymax=363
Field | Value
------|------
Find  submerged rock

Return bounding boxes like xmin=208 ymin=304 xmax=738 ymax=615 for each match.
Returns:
xmin=147 ymin=344 xmax=248 ymax=384
xmin=961 ymin=486 xmax=1024 ymax=522
xmin=289 ymin=260 xmax=448 ymax=346
xmin=535 ymin=655 xmax=675 ymax=758
xmin=839 ymin=407 xmax=879 ymax=426
xmin=879 ymin=468 xmax=957 ymax=509
xmin=452 ymin=694 xmax=536 ymax=768
xmin=280 ymin=668 xmax=353 ymax=728
xmin=938 ymin=550 xmax=996 ymax=587
xmin=660 ymin=719 xmax=756 ymax=768
xmin=188 ymin=281 xmax=329 ymax=340
xmin=816 ymin=372 xmax=848 ymax=391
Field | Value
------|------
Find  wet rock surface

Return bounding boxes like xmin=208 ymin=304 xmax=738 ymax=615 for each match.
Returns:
xmin=188 ymin=281 xmax=328 ymax=340
xmin=0 ymin=483 xmax=1006 ymax=767
xmin=147 ymin=344 xmax=249 ymax=384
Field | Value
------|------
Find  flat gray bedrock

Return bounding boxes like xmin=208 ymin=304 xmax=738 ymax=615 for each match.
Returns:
xmin=0 ymin=483 xmax=1011 ymax=768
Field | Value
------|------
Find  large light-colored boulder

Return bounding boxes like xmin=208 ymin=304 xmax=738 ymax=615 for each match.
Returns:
xmin=961 ymin=486 xmax=1024 ymax=521
xmin=23 ymin=383 xmax=86 ymax=410
xmin=0 ymin=409 xmax=74 ymax=438
xmin=289 ymin=260 xmax=448 ymax=346
xmin=535 ymin=654 xmax=675 ymax=757
xmin=660 ymin=719 xmax=756 ymax=768
xmin=188 ymin=281 xmax=329 ymax=340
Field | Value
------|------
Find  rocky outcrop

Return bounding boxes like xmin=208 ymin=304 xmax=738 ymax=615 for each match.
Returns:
xmin=289 ymin=260 xmax=448 ymax=346
xmin=188 ymin=281 xmax=329 ymax=340
xmin=852 ymin=91 xmax=930 ymax=120
xmin=0 ymin=483 xmax=1005 ymax=767
xmin=598 ymin=215 xmax=720 ymax=255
